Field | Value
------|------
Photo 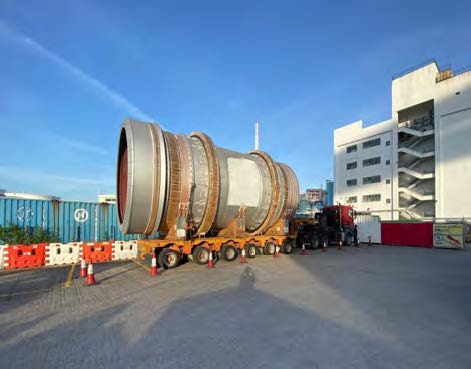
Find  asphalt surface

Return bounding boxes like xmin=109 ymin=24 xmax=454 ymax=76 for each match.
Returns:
xmin=0 ymin=245 xmax=470 ymax=369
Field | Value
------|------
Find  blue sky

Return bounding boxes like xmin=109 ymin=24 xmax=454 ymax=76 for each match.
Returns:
xmin=0 ymin=0 xmax=470 ymax=201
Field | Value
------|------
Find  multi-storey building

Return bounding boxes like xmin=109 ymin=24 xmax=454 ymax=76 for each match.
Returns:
xmin=304 ymin=188 xmax=327 ymax=203
xmin=334 ymin=60 xmax=471 ymax=220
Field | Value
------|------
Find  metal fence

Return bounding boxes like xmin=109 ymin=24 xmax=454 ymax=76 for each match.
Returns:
xmin=0 ymin=197 xmax=145 ymax=243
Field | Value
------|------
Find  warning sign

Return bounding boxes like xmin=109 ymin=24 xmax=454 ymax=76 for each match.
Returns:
xmin=433 ymin=223 xmax=464 ymax=249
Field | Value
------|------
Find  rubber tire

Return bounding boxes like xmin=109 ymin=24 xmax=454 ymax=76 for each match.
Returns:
xmin=158 ymin=248 xmax=180 ymax=269
xmin=282 ymin=239 xmax=294 ymax=254
xmin=311 ymin=234 xmax=320 ymax=249
xmin=221 ymin=244 xmax=238 ymax=262
xmin=192 ymin=245 xmax=210 ymax=265
xmin=344 ymin=232 xmax=353 ymax=246
xmin=245 ymin=243 xmax=257 ymax=258
xmin=264 ymin=241 xmax=276 ymax=255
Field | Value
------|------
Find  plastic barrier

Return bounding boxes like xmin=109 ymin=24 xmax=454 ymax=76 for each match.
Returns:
xmin=0 ymin=244 xmax=8 ymax=269
xmin=6 ymin=244 xmax=46 ymax=269
xmin=111 ymin=240 xmax=138 ymax=260
xmin=45 ymin=242 xmax=82 ymax=266
xmin=381 ymin=223 xmax=433 ymax=248
xmin=81 ymin=241 xmax=112 ymax=263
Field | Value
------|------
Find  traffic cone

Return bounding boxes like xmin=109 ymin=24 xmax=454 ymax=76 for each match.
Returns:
xmin=338 ymin=240 xmax=343 ymax=251
xmin=80 ymin=258 xmax=87 ymax=278
xmin=355 ymin=239 xmax=360 ymax=248
xmin=86 ymin=263 xmax=96 ymax=286
xmin=240 ymin=248 xmax=247 ymax=263
xmin=368 ymin=236 xmax=372 ymax=247
xmin=151 ymin=255 xmax=158 ymax=276
xmin=207 ymin=250 xmax=215 ymax=268
xmin=301 ymin=243 xmax=307 ymax=255
xmin=322 ymin=241 xmax=327 ymax=252
xmin=274 ymin=245 xmax=280 ymax=258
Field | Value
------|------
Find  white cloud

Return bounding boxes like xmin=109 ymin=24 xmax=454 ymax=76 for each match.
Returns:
xmin=0 ymin=20 xmax=154 ymax=122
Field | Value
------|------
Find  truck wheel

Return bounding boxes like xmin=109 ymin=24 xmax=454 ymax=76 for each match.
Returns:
xmin=344 ymin=232 xmax=353 ymax=246
xmin=158 ymin=248 xmax=181 ymax=269
xmin=221 ymin=244 xmax=237 ymax=261
xmin=192 ymin=245 xmax=210 ymax=265
xmin=282 ymin=239 xmax=294 ymax=254
xmin=264 ymin=241 xmax=276 ymax=255
xmin=311 ymin=234 xmax=320 ymax=249
xmin=245 ymin=243 xmax=257 ymax=258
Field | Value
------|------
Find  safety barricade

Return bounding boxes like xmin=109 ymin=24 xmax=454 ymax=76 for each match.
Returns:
xmin=45 ymin=242 xmax=82 ymax=266
xmin=6 ymin=244 xmax=46 ymax=269
xmin=0 ymin=244 xmax=8 ymax=270
xmin=111 ymin=240 xmax=138 ymax=260
xmin=80 ymin=241 xmax=112 ymax=263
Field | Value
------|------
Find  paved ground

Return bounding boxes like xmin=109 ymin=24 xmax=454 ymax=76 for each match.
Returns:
xmin=0 ymin=245 xmax=470 ymax=369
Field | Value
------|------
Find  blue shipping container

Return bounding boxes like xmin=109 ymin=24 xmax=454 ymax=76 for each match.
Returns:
xmin=0 ymin=198 xmax=143 ymax=243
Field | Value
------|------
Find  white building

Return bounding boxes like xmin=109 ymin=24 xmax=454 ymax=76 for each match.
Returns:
xmin=334 ymin=60 xmax=471 ymax=221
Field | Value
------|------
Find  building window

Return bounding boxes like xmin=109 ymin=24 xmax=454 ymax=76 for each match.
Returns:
xmin=386 ymin=198 xmax=391 ymax=204
xmin=386 ymin=140 xmax=391 ymax=146
xmin=347 ymin=145 xmax=357 ymax=154
xmin=346 ymin=196 xmax=357 ymax=204
xmin=363 ymin=138 xmax=381 ymax=149
xmin=363 ymin=157 xmax=381 ymax=167
xmin=363 ymin=175 xmax=381 ymax=184
xmin=363 ymin=194 xmax=381 ymax=202
xmin=386 ymin=179 xmax=391 ymax=184
xmin=386 ymin=160 xmax=390 ymax=165
xmin=346 ymin=179 xmax=357 ymax=187
xmin=346 ymin=162 xmax=357 ymax=170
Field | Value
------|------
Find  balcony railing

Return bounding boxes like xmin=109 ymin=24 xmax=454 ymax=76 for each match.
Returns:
xmin=398 ymin=119 xmax=434 ymax=132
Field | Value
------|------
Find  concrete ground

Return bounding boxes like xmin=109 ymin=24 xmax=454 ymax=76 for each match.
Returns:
xmin=0 ymin=245 xmax=470 ymax=369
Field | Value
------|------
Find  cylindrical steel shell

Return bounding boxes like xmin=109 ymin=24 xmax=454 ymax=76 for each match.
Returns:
xmin=116 ymin=119 xmax=299 ymax=235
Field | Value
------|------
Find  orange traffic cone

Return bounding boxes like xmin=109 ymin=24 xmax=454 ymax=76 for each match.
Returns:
xmin=80 ymin=258 xmax=87 ymax=278
xmin=207 ymin=250 xmax=215 ymax=268
xmin=274 ymin=245 xmax=280 ymax=258
xmin=240 ymin=248 xmax=247 ymax=263
xmin=301 ymin=243 xmax=307 ymax=255
xmin=86 ymin=263 xmax=96 ymax=286
xmin=368 ymin=236 xmax=372 ymax=247
xmin=338 ymin=240 xmax=343 ymax=251
xmin=356 ymin=239 xmax=360 ymax=248
xmin=151 ymin=255 xmax=158 ymax=276
xmin=322 ymin=241 xmax=327 ymax=252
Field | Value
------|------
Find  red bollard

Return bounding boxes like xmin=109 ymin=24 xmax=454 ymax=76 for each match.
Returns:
xmin=301 ymin=243 xmax=307 ymax=255
xmin=207 ymin=250 xmax=215 ymax=268
xmin=80 ymin=259 xmax=87 ymax=278
xmin=240 ymin=248 xmax=247 ymax=263
xmin=274 ymin=245 xmax=280 ymax=258
xmin=86 ymin=263 xmax=96 ymax=286
xmin=151 ymin=256 xmax=158 ymax=276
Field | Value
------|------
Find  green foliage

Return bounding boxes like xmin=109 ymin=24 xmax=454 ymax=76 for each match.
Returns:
xmin=0 ymin=224 xmax=58 ymax=245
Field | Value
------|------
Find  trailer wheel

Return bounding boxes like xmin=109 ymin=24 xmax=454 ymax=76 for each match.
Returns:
xmin=344 ymin=232 xmax=353 ymax=246
xmin=158 ymin=248 xmax=181 ymax=269
xmin=264 ymin=241 xmax=276 ymax=255
xmin=282 ymin=239 xmax=294 ymax=254
xmin=311 ymin=234 xmax=320 ymax=249
xmin=245 ymin=243 xmax=257 ymax=258
xmin=221 ymin=244 xmax=237 ymax=262
xmin=192 ymin=245 xmax=210 ymax=265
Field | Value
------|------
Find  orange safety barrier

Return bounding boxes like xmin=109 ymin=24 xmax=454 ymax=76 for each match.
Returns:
xmin=81 ymin=242 xmax=112 ymax=263
xmin=6 ymin=244 xmax=46 ymax=269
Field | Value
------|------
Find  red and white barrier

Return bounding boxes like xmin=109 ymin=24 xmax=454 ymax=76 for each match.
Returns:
xmin=111 ymin=240 xmax=138 ymax=261
xmin=0 ymin=245 xmax=8 ymax=270
xmin=45 ymin=242 xmax=81 ymax=266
